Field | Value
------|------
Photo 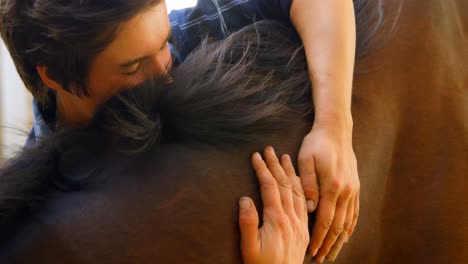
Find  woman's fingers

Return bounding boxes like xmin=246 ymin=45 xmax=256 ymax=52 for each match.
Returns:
xmin=326 ymin=194 xmax=355 ymax=261
xmin=314 ymin=196 xmax=349 ymax=263
xmin=251 ymin=152 xmax=283 ymax=213
xmin=297 ymin=154 xmax=320 ymax=213
xmin=344 ymin=193 xmax=355 ymax=240
xmin=280 ymin=154 xmax=297 ymax=178
xmin=241 ymin=147 xmax=309 ymax=264
xmin=348 ymin=193 xmax=359 ymax=238
xmin=239 ymin=197 xmax=260 ymax=261
xmin=281 ymin=154 xmax=307 ymax=221
xmin=264 ymin=147 xmax=294 ymax=216
xmin=281 ymin=153 xmax=310 ymax=251
xmin=308 ymin=190 xmax=338 ymax=257
xmin=325 ymin=231 xmax=348 ymax=261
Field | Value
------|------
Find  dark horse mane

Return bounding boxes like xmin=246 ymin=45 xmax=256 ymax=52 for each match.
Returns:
xmin=0 ymin=0 xmax=391 ymax=248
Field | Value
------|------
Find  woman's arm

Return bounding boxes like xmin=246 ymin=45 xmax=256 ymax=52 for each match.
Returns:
xmin=290 ymin=0 xmax=360 ymax=263
xmin=171 ymin=0 xmax=360 ymax=262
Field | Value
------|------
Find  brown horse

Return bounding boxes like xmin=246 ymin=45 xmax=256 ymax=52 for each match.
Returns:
xmin=0 ymin=18 xmax=313 ymax=264
xmin=1 ymin=0 xmax=467 ymax=263
xmin=343 ymin=0 xmax=468 ymax=263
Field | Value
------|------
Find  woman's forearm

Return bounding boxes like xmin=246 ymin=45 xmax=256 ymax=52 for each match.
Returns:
xmin=290 ymin=0 xmax=356 ymax=128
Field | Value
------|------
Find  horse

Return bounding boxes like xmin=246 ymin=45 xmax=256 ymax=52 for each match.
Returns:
xmin=0 ymin=18 xmax=314 ymax=264
xmin=344 ymin=0 xmax=468 ymax=263
xmin=1 ymin=0 xmax=467 ymax=263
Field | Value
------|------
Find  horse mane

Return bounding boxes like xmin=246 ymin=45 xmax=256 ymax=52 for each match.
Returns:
xmin=100 ymin=21 xmax=311 ymax=152
xmin=0 ymin=0 xmax=392 ymax=245
xmin=96 ymin=0 xmax=398 ymax=151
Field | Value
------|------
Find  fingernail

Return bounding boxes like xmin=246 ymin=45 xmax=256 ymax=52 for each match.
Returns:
xmin=312 ymin=248 xmax=318 ymax=257
xmin=268 ymin=146 xmax=275 ymax=153
xmin=307 ymin=200 xmax=315 ymax=212
xmin=239 ymin=198 xmax=251 ymax=209
xmin=253 ymin=152 xmax=261 ymax=160
xmin=345 ymin=235 xmax=350 ymax=243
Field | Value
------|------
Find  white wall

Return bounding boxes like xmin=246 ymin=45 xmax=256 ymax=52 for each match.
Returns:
xmin=167 ymin=0 xmax=197 ymax=12
xmin=0 ymin=40 xmax=33 ymax=159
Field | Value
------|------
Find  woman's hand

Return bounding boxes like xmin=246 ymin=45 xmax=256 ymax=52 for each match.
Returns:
xmin=239 ymin=146 xmax=309 ymax=264
xmin=298 ymin=122 xmax=360 ymax=263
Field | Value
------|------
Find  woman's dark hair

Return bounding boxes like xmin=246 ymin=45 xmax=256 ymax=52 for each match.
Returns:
xmin=0 ymin=0 xmax=159 ymax=105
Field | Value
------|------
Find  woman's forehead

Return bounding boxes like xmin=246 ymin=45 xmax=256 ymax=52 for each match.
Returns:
xmin=98 ymin=2 xmax=170 ymax=66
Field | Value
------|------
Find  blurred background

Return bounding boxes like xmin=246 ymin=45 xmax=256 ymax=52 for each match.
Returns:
xmin=0 ymin=0 xmax=197 ymax=159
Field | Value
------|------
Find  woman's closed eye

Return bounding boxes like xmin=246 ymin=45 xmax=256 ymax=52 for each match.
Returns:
xmin=124 ymin=63 xmax=142 ymax=76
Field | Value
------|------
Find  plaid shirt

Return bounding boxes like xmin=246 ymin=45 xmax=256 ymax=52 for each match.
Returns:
xmin=28 ymin=0 xmax=293 ymax=145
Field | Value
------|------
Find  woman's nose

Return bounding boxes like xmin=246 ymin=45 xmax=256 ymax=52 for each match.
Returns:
xmin=150 ymin=50 xmax=171 ymax=77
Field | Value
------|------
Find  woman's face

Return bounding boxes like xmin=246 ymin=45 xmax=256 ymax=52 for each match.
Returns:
xmin=61 ymin=1 xmax=172 ymax=123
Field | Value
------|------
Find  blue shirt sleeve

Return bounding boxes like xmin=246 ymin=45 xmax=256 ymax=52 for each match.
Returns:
xmin=169 ymin=0 xmax=293 ymax=62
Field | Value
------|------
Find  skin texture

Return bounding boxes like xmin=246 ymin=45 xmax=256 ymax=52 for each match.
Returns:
xmin=37 ymin=1 xmax=360 ymax=258
xmin=239 ymin=148 xmax=309 ymax=264
xmin=290 ymin=0 xmax=359 ymax=262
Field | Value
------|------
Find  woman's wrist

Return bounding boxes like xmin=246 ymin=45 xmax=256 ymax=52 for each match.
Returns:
xmin=313 ymin=110 xmax=353 ymax=133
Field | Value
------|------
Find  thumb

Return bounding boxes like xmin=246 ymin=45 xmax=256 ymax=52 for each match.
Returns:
xmin=298 ymin=157 xmax=320 ymax=213
xmin=239 ymin=197 xmax=259 ymax=261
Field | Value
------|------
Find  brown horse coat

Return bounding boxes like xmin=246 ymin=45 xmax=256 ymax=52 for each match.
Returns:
xmin=343 ymin=0 xmax=468 ymax=263
xmin=1 ymin=0 xmax=467 ymax=263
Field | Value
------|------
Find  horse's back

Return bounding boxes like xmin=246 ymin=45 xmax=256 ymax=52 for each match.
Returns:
xmin=0 ymin=145 xmax=246 ymax=263
xmin=0 ymin=130 xmax=309 ymax=263
xmin=339 ymin=0 xmax=468 ymax=263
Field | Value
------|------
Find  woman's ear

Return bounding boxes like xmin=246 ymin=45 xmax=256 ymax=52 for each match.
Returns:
xmin=36 ymin=66 xmax=64 ymax=92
